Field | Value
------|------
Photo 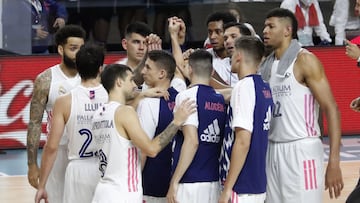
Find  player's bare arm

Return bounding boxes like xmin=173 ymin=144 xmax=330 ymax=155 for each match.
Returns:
xmin=219 ymin=128 xmax=251 ymax=203
xmin=27 ymin=69 xmax=51 ymax=188
xmin=36 ymin=95 xmax=70 ymax=202
xmin=295 ymin=51 xmax=343 ymax=199
xmin=167 ymin=125 xmax=198 ymax=203
xmin=119 ymin=98 xmax=196 ymax=157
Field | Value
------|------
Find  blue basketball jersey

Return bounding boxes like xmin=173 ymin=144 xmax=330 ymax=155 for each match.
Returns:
xmin=172 ymin=84 xmax=226 ymax=183
xmin=220 ymin=75 xmax=273 ymax=194
xmin=142 ymin=87 xmax=178 ymax=197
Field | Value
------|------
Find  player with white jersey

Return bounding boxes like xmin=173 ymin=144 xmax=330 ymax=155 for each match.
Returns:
xmin=27 ymin=25 xmax=86 ymax=203
xmin=93 ymin=101 xmax=143 ymax=202
xmin=205 ymin=11 xmax=237 ymax=87
xmin=91 ymin=64 xmax=196 ymax=203
xmin=35 ymin=43 xmax=107 ymax=203
xmin=167 ymin=50 xmax=226 ymax=203
xmin=219 ymin=37 xmax=273 ymax=203
xmin=260 ymin=8 xmax=343 ymax=203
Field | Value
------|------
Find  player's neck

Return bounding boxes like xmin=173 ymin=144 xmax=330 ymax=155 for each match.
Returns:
xmin=109 ymin=92 xmax=126 ymax=105
xmin=59 ymin=63 xmax=78 ymax=77
xmin=189 ymin=77 xmax=210 ymax=87
xmin=81 ymin=77 xmax=101 ymax=88
xmin=215 ymin=48 xmax=228 ymax=59
xmin=126 ymin=58 xmax=140 ymax=71
xmin=275 ymin=40 xmax=292 ymax=60
xmin=153 ymin=80 xmax=171 ymax=90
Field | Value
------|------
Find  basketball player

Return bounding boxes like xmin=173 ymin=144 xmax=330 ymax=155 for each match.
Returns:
xmin=260 ymin=8 xmax=343 ymax=202
xmin=138 ymin=50 xmax=179 ymax=203
xmin=167 ymin=50 xmax=226 ymax=203
xmin=27 ymin=25 xmax=86 ymax=203
xmin=91 ymin=64 xmax=195 ymax=203
xmin=219 ymin=36 xmax=273 ymax=203
xmin=34 ymin=43 xmax=108 ymax=203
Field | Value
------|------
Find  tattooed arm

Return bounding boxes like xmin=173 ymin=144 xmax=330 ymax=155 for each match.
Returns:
xmin=27 ymin=69 xmax=51 ymax=189
xmin=118 ymin=98 xmax=196 ymax=157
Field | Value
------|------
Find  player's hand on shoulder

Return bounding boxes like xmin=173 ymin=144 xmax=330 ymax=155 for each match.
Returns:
xmin=173 ymin=98 xmax=196 ymax=126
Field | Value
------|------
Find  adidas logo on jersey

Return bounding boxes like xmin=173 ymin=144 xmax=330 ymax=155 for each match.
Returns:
xmin=200 ymin=119 xmax=221 ymax=143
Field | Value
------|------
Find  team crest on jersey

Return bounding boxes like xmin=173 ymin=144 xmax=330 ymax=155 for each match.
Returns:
xmin=89 ymin=90 xmax=95 ymax=99
xmin=58 ymin=86 xmax=67 ymax=95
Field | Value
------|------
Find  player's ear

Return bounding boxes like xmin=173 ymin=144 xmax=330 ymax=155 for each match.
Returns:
xmin=159 ymin=69 xmax=166 ymax=79
xmin=121 ymin=39 xmax=127 ymax=50
xmin=58 ymin=45 xmax=64 ymax=56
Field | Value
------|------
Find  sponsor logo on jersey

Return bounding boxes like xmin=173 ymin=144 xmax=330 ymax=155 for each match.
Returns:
xmin=200 ymin=119 xmax=221 ymax=143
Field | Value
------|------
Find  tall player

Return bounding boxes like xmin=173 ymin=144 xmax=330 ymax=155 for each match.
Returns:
xmin=219 ymin=36 xmax=273 ymax=203
xmin=91 ymin=64 xmax=196 ymax=203
xmin=260 ymin=8 xmax=343 ymax=202
xmin=34 ymin=43 xmax=108 ymax=203
xmin=27 ymin=25 xmax=86 ymax=203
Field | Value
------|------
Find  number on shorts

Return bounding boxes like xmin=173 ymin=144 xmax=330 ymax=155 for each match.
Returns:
xmin=78 ymin=128 xmax=93 ymax=158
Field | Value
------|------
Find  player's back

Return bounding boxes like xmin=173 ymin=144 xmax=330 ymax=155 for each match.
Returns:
xmin=172 ymin=84 xmax=226 ymax=183
xmin=66 ymin=84 xmax=108 ymax=160
xmin=92 ymin=101 xmax=142 ymax=203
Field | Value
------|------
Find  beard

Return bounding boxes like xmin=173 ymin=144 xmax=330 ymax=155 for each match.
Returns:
xmin=63 ymin=53 xmax=76 ymax=70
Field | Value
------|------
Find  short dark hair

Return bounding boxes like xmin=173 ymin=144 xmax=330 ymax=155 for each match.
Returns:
xmin=55 ymin=24 xmax=86 ymax=47
xmin=189 ymin=49 xmax=213 ymax=78
xmin=147 ymin=50 xmax=176 ymax=80
xmin=266 ymin=8 xmax=298 ymax=39
xmin=206 ymin=11 xmax=237 ymax=26
xmin=125 ymin=21 xmax=151 ymax=38
xmin=75 ymin=43 xmax=105 ymax=80
xmin=234 ymin=36 xmax=265 ymax=64
xmin=101 ymin=64 xmax=132 ymax=93
xmin=223 ymin=22 xmax=252 ymax=36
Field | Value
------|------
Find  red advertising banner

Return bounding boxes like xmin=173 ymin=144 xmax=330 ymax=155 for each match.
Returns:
xmin=0 ymin=47 xmax=359 ymax=149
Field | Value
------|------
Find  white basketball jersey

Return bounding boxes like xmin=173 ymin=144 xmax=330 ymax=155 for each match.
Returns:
xmin=46 ymin=65 xmax=81 ymax=145
xmin=66 ymin=85 xmax=108 ymax=160
xmin=93 ymin=102 xmax=142 ymax=196
xmin=268 ymin=58 xmax=321 ymax=142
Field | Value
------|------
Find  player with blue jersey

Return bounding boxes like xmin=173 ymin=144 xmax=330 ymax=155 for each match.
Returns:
xmin=167 ymin=49 xmax=226 ymax=203
xmin=219 ymin=36 xmax=273 ymax=203
xmin=138 ymin=50 xmax=179 ymax=203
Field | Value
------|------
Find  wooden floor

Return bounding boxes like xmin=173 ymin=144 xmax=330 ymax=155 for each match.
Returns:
xmin=0 ymin=162 xmax=358 ymax=203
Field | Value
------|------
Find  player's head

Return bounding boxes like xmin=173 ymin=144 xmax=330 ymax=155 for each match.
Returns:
xmin=223 ymin=22 xmax=252 ymax=56
xmin=142 ymin=50 xmax=176 ymax=87
xmin=206 ymin=11 xmax=237 ymax=52
xmin=263 ymin=8 xmax=298 ymax=48
xmin=122 ymin=22 xmax=152 ymax=64
xmin=55 ymin=25 xmax=86 ymax=70
xmin=102 ymin=64 xmax=137 ymax=101
xmin=231 ymin=36 xmax=265 ymax=73
xmin=76 ymin=43 xmax=105 ymax=80
xmin=188 ymin=49 xmax=213 ymax=79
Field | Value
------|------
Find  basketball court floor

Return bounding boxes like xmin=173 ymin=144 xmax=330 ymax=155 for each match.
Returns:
xmin=0 ymin=136 xmax=359 ymax=203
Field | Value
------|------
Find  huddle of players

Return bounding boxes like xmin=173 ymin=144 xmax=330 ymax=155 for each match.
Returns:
xmin=31 ymin=6 xmax=343 ymax=203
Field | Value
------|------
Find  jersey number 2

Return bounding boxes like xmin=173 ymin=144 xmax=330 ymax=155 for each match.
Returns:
xmin=78 ymin=128 xmax=93 ymax=158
